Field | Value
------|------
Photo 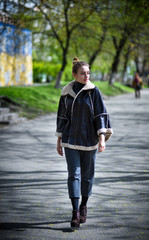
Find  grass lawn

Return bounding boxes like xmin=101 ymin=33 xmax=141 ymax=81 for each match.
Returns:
xmin=0 ymin=81 xmax=134 ymax=119
xmin=93 ymin=81 xmax=134 ymax=96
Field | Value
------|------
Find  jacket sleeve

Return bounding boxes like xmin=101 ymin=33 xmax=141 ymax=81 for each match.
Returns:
xmin=55 ymin=95 xmax=67 ymax=137
xmin=93 ymin=87 xmax=113 ymax=142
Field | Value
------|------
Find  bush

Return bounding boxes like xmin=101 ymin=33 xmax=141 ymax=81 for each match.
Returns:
xmin=33 ymin=61 xmax=61 ymax=83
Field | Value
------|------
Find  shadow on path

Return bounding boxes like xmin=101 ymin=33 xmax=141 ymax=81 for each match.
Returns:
xmin=0 ymin=221 xmax=73 ymax=233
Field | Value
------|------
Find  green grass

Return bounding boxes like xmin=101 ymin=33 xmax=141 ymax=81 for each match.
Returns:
xmin=0 ymin=84 xmax=61 ymax=118
xmin=0 ymin=81 xmax=134 ymax=119
xmin=93 ymin=81 xmax=134 ymax=96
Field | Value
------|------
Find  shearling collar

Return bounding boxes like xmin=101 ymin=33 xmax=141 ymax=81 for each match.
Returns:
xmin=61 ymin=80 xmax=95 ymax=97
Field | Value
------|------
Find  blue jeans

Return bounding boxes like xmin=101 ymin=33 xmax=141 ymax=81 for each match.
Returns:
xmin=64 ymin=148 xmax=97 ymax=199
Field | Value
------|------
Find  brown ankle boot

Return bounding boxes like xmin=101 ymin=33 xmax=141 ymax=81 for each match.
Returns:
xmin=71 ymin=210 xmax=80 ymax=228
xmin=80 ymin=205 xmax=87 ymax=223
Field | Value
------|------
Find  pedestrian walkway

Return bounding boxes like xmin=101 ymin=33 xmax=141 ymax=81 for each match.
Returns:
xmin=0 ymin=89 xmax=149 ymax=240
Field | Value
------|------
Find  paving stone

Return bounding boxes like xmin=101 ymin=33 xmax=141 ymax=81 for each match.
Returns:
xmin=0 ymin=90 xmax=149 ymax=240
xmin=0 ymin=108 xmax=10 ymax=115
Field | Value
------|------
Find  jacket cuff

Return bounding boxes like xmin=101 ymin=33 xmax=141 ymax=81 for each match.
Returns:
xmin=105 ymin=129 xmax=113 ymax=142
xmin=97 ymin=128 xmax=107 ymax=135
xmin=55 ymin=132 xmax=62 ymax=137
xmin=97 ymin=128 xmax=113 ymax=142
xmin=99 ymin=132 xmax=105 ymax=135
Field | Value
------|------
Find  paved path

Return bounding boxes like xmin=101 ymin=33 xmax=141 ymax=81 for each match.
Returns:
xmin=0 ymin=89 xmax=149 ymax=240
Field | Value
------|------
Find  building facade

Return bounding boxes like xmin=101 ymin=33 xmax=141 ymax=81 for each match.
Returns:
xmin=0 ymin=22 xmax=33 ymax=86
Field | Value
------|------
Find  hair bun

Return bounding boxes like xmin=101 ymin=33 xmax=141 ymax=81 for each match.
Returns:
xmin=72 ymin=57 xmax=80 ymax=65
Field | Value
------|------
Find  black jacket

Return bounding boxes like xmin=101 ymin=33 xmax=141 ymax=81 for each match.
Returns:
xmin=56 ymin=80 xmax=113 ymax=151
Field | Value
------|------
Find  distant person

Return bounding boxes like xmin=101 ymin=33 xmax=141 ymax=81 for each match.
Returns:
xmin=132 ymin=72 xmax=143 ymax=98
xmin=56 ymin=57 xmax=113 ymax=229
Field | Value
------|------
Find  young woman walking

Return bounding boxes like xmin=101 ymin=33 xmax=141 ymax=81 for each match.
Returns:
xmin=56 ymin=57 xmax=113 ymax=228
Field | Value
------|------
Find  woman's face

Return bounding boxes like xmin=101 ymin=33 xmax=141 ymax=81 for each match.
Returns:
xmin=73 ymin=66 xmax=90 ymax=84
xmin=135 ymin=73 xmax=139 ymax=77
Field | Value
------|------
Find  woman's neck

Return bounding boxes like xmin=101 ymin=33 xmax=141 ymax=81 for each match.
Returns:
xmin=75 ymin=80 xmax=85 ymax=85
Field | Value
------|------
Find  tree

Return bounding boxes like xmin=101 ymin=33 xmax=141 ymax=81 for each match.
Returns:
xmin=68 ymin=0 xmax=112 ymax=70
xmin=121 ymin=44 xmax=132 ymax=82
xmin=1 ymin=0 xmax=149 ymax=86
xmin=108 ymin=0 xmax=149 ymax=84
xmin=133 ymin=29 xmax=149 ymax=78
xmin=25 ymin=0 xmax=96 ymax=88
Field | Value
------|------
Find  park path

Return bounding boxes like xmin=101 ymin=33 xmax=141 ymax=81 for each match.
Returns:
xmin=0 ymin=89 xmax=149 ymax=240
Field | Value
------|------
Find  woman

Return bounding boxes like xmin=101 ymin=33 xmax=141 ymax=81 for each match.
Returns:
xmin=132 ymin=72 xmax=143 ymax=98
xmin=56 ymin=57 xmax=113 ymax=228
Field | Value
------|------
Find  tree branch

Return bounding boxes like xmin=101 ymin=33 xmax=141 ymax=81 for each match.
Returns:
xmin=112 ymin=36 xmax=118 ymax=50
xmin=30 ymin=0 xmax=65 ymax=50
xmin=63 ymin=0 xmax=71 ymax=49
xmin=70 ymin=9 xmax=94 ymax=34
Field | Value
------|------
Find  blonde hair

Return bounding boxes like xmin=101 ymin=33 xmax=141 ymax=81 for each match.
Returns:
xmin=72 ymin=57 xmax=89 ymax=74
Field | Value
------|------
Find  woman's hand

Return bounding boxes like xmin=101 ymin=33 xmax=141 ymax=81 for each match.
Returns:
xmin=98 ymin=134 xmax=105 ymax=152
xmin=57 ymin=137 xmax=63 ymax=156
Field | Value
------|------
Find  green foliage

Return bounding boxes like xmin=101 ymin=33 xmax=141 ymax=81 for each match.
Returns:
xmin=1 ymin=0 xmax=149 ymax=86
xmin=92 ymin=54 xmax=112 ymax=75
xmin=61 ymin=62 xmax=73 ymax=82
xmin=33 ymin=61 xmax=61 ymax=82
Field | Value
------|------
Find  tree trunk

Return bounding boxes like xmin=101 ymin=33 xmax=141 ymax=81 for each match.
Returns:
xmin=101 ymin=72 xmax=105 ymax=81
xmin=55 ymin=49 xmax=67 ymax=88
xmin=89 ymin=49 xmax=101 ymax=69
xmin=122 ymin=45 xmax=131 ymax=83
xmin=135 ymin=56 xmax=140 ymax=75
xmin=109 ymin=37 xmax=127 ymax=85
xmin=89 ymin=28 xmax=107 ymax=69
xmin=140 ymin=57 xmax=147 ymax=77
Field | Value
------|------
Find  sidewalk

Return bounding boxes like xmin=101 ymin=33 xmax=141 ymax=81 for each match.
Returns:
xmin=0 ymin=89 xmax=149 ymax=240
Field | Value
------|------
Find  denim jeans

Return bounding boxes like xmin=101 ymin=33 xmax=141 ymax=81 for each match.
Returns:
xmin=64 ymin=148 xmax=97 ymax=199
